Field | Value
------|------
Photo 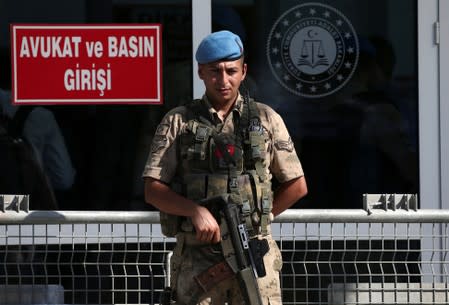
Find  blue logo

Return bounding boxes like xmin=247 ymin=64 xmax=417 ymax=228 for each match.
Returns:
xmin=267 ymin=3 xmax=359 ymax=98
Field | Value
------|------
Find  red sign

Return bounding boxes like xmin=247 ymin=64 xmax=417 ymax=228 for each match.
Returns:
xmin=11 ymin=24 xmax=163 ymax=105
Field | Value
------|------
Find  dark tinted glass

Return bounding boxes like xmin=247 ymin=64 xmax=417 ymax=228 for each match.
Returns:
xmin=0 ymin=0 xmax=192 ymax=210
xmin=213 ymin=0 xmax=419 ymax=209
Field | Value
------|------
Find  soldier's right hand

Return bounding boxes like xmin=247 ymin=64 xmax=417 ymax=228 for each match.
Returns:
xmin=190 ymin=205 xmax=221 ymax=244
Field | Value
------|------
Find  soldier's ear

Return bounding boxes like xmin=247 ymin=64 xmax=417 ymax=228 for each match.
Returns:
xmin=198 ymin=64 xmax=205 ymax=80
xmin=241 ymin=63 xmax=247 ymax=80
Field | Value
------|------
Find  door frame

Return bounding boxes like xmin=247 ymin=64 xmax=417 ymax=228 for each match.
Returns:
xmin=438 ymin=0 xmax=449 ymax=209
xmin=418 ymin=0 xmax=441 ymax=209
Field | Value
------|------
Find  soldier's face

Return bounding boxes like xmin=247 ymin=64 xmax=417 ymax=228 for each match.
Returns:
xmin=198 ymin=58 xmax=247 ymax=106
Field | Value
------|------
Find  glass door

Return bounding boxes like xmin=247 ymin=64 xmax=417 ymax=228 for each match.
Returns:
xmin=0 ymin=0 xmax=194 ymax=211
xmin=203 ymin=0 xmax=437 ymax=209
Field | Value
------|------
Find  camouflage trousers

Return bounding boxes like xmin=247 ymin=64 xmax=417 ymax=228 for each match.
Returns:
xmin=171 ymin=233 xmax=283 ymax=305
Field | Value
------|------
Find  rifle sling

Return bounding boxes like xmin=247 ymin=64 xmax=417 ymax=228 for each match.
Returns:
xmin=193 ymin=260 xmax=235 ymax=293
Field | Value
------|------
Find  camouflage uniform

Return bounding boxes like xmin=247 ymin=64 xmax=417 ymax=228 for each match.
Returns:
xmin=143 ymin=94 xmax=304 ymax=305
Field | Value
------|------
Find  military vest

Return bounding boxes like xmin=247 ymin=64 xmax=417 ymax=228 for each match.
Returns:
xmin=160 ymin=98 xmax=273 ymax=237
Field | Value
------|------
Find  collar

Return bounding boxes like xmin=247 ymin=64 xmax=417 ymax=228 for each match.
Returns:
xmin=202 ymin=93 xmax=244 ymax=122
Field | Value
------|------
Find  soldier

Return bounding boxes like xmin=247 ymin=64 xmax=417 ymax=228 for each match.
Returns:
xmin=143 ymin=30 xmax=307 ymax=305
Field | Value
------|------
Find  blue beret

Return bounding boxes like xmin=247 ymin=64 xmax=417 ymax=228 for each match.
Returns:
xmin=195 ymin=30 xmax=244 ymax=64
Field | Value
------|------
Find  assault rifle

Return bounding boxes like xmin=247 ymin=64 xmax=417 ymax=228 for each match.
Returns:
xmin=204 ymin=195 xmax=269 ymax=305
xmin=160 ymin=195 xmax=269 ymax=305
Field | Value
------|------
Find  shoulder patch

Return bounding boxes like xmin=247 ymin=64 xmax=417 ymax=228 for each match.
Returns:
xmin=155 ymin=123 xmax=170 ymax=136
xmin=275 ymin=137 xmax=294 ymax=152
xmin=150 ymin=136 xmax=168 ymax=153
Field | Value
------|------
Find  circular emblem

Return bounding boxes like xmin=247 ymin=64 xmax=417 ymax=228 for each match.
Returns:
xmin=267 ymin=3 xmax=359 ymax=98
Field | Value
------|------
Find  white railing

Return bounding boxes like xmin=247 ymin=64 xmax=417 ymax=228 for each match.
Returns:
xmin=1 ymin=195 xmax=449 ymax=304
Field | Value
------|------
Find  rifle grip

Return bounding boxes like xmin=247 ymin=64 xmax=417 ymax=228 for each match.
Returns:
xmin=249 ymin=239 xmax=269 ymax=277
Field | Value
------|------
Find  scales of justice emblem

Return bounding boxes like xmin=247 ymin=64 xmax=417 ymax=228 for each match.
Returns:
xmin=267 ymin=2 xmax=359 ymax=98
xmin=298 ymin=38 xmax=328 ymax=68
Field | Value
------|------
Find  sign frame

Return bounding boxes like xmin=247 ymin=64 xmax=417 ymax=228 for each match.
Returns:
xmin=11 ymin=24 xmax=163 ymax=105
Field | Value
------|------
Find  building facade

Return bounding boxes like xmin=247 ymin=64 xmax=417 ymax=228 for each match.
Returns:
xmin=0 ymin=0 xmax=447 ymax=211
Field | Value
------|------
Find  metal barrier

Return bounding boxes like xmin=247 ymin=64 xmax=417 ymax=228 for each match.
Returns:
xmin=1 ymin=194 xmax=449 ymax=304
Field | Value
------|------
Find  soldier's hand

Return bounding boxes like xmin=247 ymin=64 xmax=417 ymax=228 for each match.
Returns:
xmin=190 ymin=205 xmax=221 ymax=244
